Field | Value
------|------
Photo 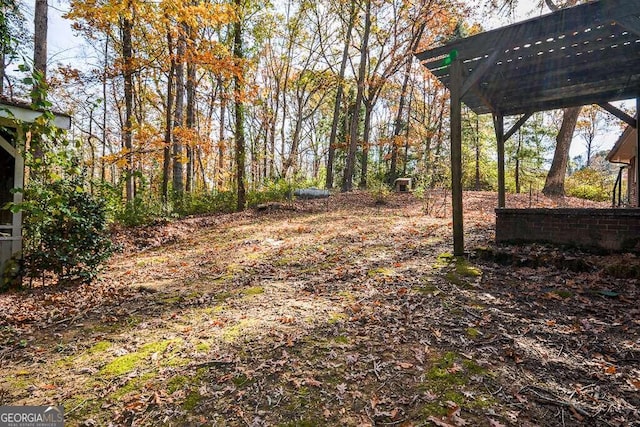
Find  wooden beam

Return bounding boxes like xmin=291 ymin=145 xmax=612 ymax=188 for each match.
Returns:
xmin=0 ymin=104 xmax=71 ymax=130
xmin=504 ymin=112 xmax=533 ymax=142
xmin=460 ymin=48 xmax=503 ymax=97
xmin=615 ymin=15 xmax=640 ymax=37
xmin=494 ymin=114 xmax=506 ymax=208
xmin=450 ymin=59 xmax=464 ymax=256
xmin=598 ymin=103 xmax=636 ymax=128
xmin=416 ymin=0 xmax=640 ymax=64
xmin=0 ymin=135 xmax=16 ymax=158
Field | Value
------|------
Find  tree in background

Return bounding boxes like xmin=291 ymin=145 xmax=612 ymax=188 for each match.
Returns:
xmin=0 ymin=0 xmax=25 ymax=96
xmin=507 ymin=112 xmax=553 ymax=193
xmin=13 ymin=0 xmax=516 ymax=222
xmin=233 ymin=0 xmax=246 ymax=211
xmin=33 ymin=0 xmax=47 ymax=103
xmin=575 ymin=105 xmax=614 ymax=167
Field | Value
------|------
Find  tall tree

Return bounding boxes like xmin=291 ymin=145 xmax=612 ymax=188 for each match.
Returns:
xmin=576 ymin=105 xmax=611 ymax=167
xmin=233 ymin=0 xmax=246 ymax=211
xmin=540 ymin=0 xmax=581 ymax=195
xmin=162 ymin=26 xmax=175 ymax=206
xmin=342 ymin=0 xmax=371 ymax=192
xmin=0 ymin=0 xmax=20 ymax=95
xmin=172 ymin=28 xmax=186 ymax=197
xmin=543 ymin=106 xmax=580 ymax=195
xmin=324 ymin=0 xmax=355 ymax=189
xmin=121 ymin=7 xmax=135 ymax=202
xmin=33 ymin=0 xmax=47 ymax=101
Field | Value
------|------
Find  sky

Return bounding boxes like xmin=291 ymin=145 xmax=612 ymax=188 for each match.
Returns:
xmin=40 ymin=0 xmax=630 ymax=163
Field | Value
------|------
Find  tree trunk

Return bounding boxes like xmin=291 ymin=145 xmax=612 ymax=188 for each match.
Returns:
xmin=122 ymin=13 xmax=135 ymax=202
xmin=162 ymin=28 xmax=175 ymax=207
xmin=515 ymin=131 xmax=522 ymax=194
xmin=233 ymin=4 xmax=246 ymax=211
xmin=0 ymin=50 xmax=5 ymax=95
xmin=217 ymin=77 xmax=226 ymax=190
xmin=389 ymin=52 xmax=413 ymax=184
xmin=172 ymin=29 xmax=186 ymax=198
xmin=33 ymin=0 xmax=47 ymax=98
xmin=474 ymin=115 xmax=480 ymax=190
xmin=101 ymin=36 xmax=108 ymax=183
xmin=342 ymin=0 xmax=370 ymax=192
xmin=359 ymin=103 xmax=372 ymax=189
xmin=543 ymin=106 xmax=581 ymax=196
xmin=326 ymin=0 xmax=355 ymax=190
xmin=185 ymin=23 xmax=196 ymax=193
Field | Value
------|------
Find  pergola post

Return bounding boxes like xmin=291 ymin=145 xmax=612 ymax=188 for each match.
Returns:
xmin=450 ymin=59 xmax=464 ymax=256
xmin=494 ymin=114 xmax=505 ymax=208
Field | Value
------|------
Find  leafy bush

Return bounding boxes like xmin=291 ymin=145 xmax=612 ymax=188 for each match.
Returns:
xmin=174 ymin=191 xmax=237 ymax=216
xmin=566 ymin=168 xmax=612 ymax=202
xmin=1 ymin=66 xmax=114 ymax=286
xmin=16 ymin=175 xmax=113 ymax=283
xmin=369 ymin=179 xmax=391 ymax=204
xmin=247 ymin=179 xmax=294 ymax=207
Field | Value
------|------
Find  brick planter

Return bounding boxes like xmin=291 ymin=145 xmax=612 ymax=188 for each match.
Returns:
xmin=495 ymin=208 xmax=640 ymax=252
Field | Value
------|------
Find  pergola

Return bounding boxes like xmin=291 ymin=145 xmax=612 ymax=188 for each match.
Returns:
xmin=415 ymin=0 xmax=640 ymax=255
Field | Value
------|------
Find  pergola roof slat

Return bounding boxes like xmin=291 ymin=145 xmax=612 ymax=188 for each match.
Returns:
xmin=416 ymin=0 xmax=640 ymax=116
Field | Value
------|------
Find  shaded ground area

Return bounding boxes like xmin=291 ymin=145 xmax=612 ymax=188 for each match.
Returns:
xmin=0 ymin=191 xmax=638 ymax=426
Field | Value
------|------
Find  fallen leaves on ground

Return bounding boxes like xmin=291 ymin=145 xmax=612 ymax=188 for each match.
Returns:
xmin=0 ymin=190 xmax=637 ymax=427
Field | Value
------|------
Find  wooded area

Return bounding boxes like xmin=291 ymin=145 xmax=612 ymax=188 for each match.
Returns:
xmin=1 ymin=0 xmax=626 ymax=222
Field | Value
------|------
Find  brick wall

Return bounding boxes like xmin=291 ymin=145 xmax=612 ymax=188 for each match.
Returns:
xmin=495 ymin=208 xmax=640 ymax=252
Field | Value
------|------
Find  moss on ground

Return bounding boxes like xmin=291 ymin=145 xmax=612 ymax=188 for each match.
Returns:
xmin=466 ymin=327 xmax=480 ymax=339
xmin=367 ymin=267 xmax=395 ymax=277
xmin=440 ymin=257 xmax=482 ymax=287
xmin=87 ymin=341 xmax=112 ymax=355
xmin=110 ymin=372 xmax=157 ymax=400
xmin=420 ymin=352 xmax=494 ymax=417
xmin=222 ymin=319 xmax=258 ymax=343
xmin=100 ymin=340 xmax=173 ymax=377
xmin=241 ymin=286 xmax=264 ymax=296
xmin=551 ymin=289 xmax=573 ymax=299
xmin=328 ymin=312 xmax=348 ymax=324
xmin=182 ymin=390 xmax=203 ymax=411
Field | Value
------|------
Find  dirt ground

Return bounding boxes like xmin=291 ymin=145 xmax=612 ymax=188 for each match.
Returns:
xmin=0 ymin=190 xmax=638 ymax=426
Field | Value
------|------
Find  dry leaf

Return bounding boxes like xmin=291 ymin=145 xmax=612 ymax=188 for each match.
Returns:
xmin=304 ymin=377 xmax=322 ymax=387
xmin=427 ymin=416 xmax=455 ymax=427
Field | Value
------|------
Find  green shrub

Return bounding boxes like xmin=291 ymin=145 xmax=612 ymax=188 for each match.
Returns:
xmin=566 ymin=168 xmax=612 ymax=202
xmin=16 ymin=175 xmax=113 ymax=283
xmin=247 ymin=179 xmax=294 ymax=207
xmin=369 ymin=179 xmax=391 ymax=204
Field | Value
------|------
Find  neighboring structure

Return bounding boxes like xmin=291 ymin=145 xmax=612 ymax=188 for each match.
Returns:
xmin=607 ymin=124 xmax=638 ymax=206
xmin=394 ymin=178 xmax=411 ymax=193
xmin=0 ymin=98 xmax=71 ymax=279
